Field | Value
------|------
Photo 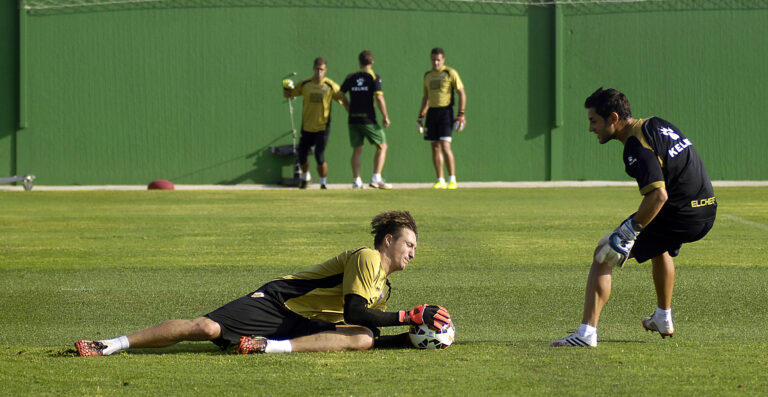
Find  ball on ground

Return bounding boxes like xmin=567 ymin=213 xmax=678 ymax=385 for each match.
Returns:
xmin=148 ymin=179 xmax=174 ymax=190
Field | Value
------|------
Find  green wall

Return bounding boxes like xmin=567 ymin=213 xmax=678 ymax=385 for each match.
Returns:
xmin=0 ymin=2 xmax=18 ymax=178
xmin=556 ymin=4 xmax=768 ymax=181
xmin=4 ymin=1 xmax=767 ymax=185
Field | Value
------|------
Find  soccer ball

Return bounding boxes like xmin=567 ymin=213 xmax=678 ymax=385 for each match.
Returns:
xmin=408 ymin=321 xmax=455 ymax=349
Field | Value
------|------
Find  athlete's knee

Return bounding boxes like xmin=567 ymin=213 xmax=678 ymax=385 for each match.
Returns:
xmin=347 ymin=328 xmax=374 ymax=351
xmin=190 ymin=317 xmax=221 ymax=340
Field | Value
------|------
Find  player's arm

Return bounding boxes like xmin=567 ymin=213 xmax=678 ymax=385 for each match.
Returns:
xmin=343 ymin=294 xmax=401 ymax=328
xmin=336 ymin=91 xmax=350 ymax=113
xmin=343 ymin=294 xmax=451 ymax=330
xmin=596 ymin=145 xmax=666 ymax=268
xmin=375 ymin=93 xmax=391 ymax=128
xmin=339 ymin=94 xmax=350 ymax=112
xmin=417 ymin=95 xmax=429 ymax=132
xmin=457 ymin=87 xmax=466 ymax=116
xmin=633 ymin=186 xmax=668 ymax=227
xmin=373 ymin=332 xmax=411 ymax=348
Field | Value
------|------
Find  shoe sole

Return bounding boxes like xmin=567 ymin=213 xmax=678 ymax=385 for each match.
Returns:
xmin=369 ymin=184 xmax=392 ymax=190
xmin=550 ymin=339 xmax=596 ymax=348
xmin=642 ymin=319 xmax=674 ymax=338
xmin=75 ymin=340 xmax=103 ymax=357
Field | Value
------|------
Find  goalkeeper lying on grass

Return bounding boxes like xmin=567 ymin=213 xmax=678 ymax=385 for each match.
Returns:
xmin=76 ymin=210 xmax=451 ymax=356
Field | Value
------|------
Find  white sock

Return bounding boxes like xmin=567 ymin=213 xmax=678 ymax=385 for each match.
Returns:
xmin=320 ymin=177 xmax=327 ymax=185
xmin=449 ymin=175 xmax=457 ymax=183
xmin=99 ymin=335 xmax=130 ymax=356
xmin=577 ymin=324 xmax=597 ymax=338
xmin=302 ymin=172 xmax=311 ymax=181
xmin=655 ymin=307 xmax=672 ymax=321
xmin=264 ymin=339 xmax=292 ymax=354
xmin=372 ymin=173 xmax=382 ymax=182
xmin=437 ymin=177 xmax=446 ymax=184
xmin=354 ymin=177 xmax=362 ymax=185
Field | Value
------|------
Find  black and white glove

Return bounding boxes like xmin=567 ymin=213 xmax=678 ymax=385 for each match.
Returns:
xmin=595 ymin=217 xmax=643 ymax=268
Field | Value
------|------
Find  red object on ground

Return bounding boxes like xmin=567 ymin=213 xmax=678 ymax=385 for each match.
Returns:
xmin=148 ymin=179 xmax=175 ymax=190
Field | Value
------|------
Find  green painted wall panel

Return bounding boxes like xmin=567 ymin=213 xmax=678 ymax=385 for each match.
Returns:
xmin=559 ymin=7 xmax=768 ymax=181
xmin=0 ymin=2 xmax=18 ymax=178
xmin=17 ymin=5 xmax=540 ymax=185
xmin=6 ymin=3 xmax=768 ymax=185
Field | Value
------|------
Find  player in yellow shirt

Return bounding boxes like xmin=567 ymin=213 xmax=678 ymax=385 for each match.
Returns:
xmin=284 ymin=57 xmax=348 ymax=189
xmin=75 ymin=211 xmax=451 ymax=356
xmin=417 ymin=47 xmax=467 ymax=189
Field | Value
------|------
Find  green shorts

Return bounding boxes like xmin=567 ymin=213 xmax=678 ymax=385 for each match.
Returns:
xmin=348 ymin=123 xmax=386 ymax=147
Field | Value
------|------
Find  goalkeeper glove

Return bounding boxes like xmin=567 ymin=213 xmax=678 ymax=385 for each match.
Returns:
xmin=282 ymin=79 xmax=295 ymax=90
xmin=399 ymin=304 xmax=451 ymax=330
xmin=417 ymin=113 xmax=425 ymax=134
xmin=595 ymin=217 xmax=643 ymax=268
xmin=453 ymin=111 xmax=466 ymax=132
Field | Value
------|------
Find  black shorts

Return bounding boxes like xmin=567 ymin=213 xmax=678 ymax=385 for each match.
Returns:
xmin=204 ymin=290 xmax=337 ymax=348
xmin=631 ymin=214 xmax=716 ymax=263
xmin=424 ymin=107 xmax=453 ymax=141
xmin=298 ymin=125 xmax=330 ymax=165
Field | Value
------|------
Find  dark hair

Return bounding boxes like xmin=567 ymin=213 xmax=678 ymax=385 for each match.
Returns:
xmin=358 ymin=50 xmax=374 ymax=66
xmin=371 ymin=211 xmax=417 ymax=249
xmin=584 ymin=87 xmax=632 ymax=120
xmin=313 ymin=57 xmax=327 ymax=68
xmin=431 ymin=47 xmax=445 ymax=57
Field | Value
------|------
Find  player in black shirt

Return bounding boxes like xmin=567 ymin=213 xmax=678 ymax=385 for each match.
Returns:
xmin=552 ymin=88 xmax=716 ymax=348
xmin=339 ymin=50 xmax=392 ymax=189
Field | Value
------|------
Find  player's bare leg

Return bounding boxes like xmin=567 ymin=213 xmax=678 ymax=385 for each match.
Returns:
xmin=550 ymin=246 xmax=611 ymax=347
xmin=289 ymin=325 xmax=374 ymax=352
xmin=652 ymin=252 xmax=675 ymax=309
xmin=581 ymin=248 xmax=614 ymax=328
xmin=440 ymin=140 xmax=456 ymax=178
xmin=351 ymin=146 xmax=364 ymax=179
xmin=127 ymin=317 xmax=221 ymax=348
xmin=373 ymin=143 xmax=387 ymax=175
xmin=317 ymin=162 xmax=328 ymax=178
xmin=76 ymin=317 xmax=221 ymax=356
xmin=431 ymin=141 xmax=444 ymax=179
xmin=642 ymin=252 xmax=676 ymax=337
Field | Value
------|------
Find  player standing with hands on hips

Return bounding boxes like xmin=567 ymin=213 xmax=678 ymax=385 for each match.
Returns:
xmin=418 ymin=47 xmax=466 ymax=189
xmin=282 ymin=57 xmax=348 ymax=189
xmin=551 ymin=88 xmax=717 ymax=348
xmin=339 ymin=50 xmax=393 ymax=189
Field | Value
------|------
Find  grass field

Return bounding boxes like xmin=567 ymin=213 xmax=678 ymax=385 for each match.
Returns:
xmin=1 ymin=186 xmax=767 ymax=396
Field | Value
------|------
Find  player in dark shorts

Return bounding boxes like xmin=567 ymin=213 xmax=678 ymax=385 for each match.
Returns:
xmin=417 ymin=47 xmax=467 ymax=189
xmin=74 ymin=211 xmax=451 ymax=356
xmin=283 ymin=57 xmax=347 ymax=189
xmin=552 ymin=88 xmax=716 ymax=348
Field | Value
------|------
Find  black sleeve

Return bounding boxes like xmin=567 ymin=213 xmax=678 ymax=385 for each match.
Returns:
xmin=624 ymin=137 xmax=664 ymax=192
xmin=343 ymin=294 xmax=401 ymax=329
xmin=374 ymin=332 xmax=412 ymax=349
xmin=340 ymin=76 xmax=350 ymax=93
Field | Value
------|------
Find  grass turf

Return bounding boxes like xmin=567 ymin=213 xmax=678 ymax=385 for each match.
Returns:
xmin=1 ymin=187 xmax=767 ymax=395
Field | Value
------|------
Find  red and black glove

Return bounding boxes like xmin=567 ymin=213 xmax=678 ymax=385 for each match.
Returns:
xmin=399 ymin=304 xmax=451 ymax=330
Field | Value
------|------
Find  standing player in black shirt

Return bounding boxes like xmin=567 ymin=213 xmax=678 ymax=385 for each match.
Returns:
xmin=552 ymin=88 xmax=717 ymax=348
xmin=339 ymin=50 xmax=392 ymax=189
